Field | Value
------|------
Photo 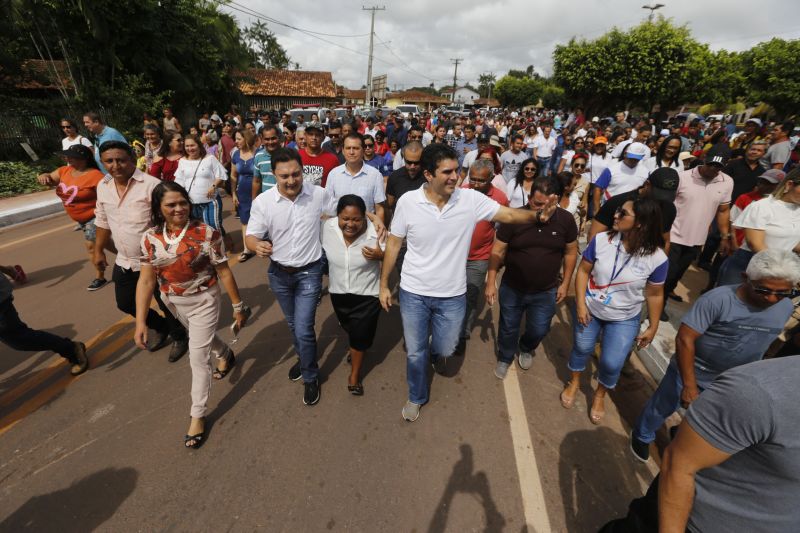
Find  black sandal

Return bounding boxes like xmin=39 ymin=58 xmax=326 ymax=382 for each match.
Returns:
xmin=213 ymin=349 xmax=236 ymax=380
xmin=184 ymin=418 xmax=206 ymax=449
xmin=347 ymin=382 xmax=364 ymax=396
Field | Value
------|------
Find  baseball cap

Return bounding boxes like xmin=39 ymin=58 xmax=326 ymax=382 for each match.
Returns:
xmin=592 ymin=116 xmax=600 ymax=122
xmin=678 ymin=151 xmax=695 ymax=163
xmin=646 ymin=167 xmax=680 ymax=202
xmin=59 ymin=144 xmax=94 ymax=160
xmin=304 ymin=121 xmax=324 ymax=132
xmin=660 ymin=128 xmax=670 ymax=136
xmin=477 ymin=133 xmax=490 ymax=144
xmin=594 ymin=136 xmax=608 ymax=145
xmin=489 ymin=135 xmax=502 ymax=148
xmin=705 ymin=144 xmax=731 ymax=167
xmin=759 ymin=169 xmax=785 ymax=184
xmin=625 ymin=142 xmax=649 ymax=160
xmin=210 ymin=114 xmax=221 ymax=122
xmin=745 ymin=118 xmax=763 ymax=127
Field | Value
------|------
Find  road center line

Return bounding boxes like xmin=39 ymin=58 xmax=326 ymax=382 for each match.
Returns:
xmin=0 ymin=222 xmax=73 ymax=250
xmin=503 ymin=365 xmax=552 ymax=533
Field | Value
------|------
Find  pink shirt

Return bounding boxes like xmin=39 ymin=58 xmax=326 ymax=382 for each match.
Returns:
xmin=94 ymin=169 xmax=160 ymax=270
xmin=670 ymin=167 xmax=733 ymax=247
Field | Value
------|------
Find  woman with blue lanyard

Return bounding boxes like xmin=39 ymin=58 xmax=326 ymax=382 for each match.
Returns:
xmin=561 ymin=197 xmax=667 ymax=424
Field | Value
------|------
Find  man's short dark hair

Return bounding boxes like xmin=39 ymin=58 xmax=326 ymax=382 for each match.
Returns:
xmin=409 ymin=124 xmax=424 ymax=135
xmin=512 ymin=133 xmax=524 ymax=142
xmin=328 ymin=120 xmax=342 ymax=130
xmin=779 ymin=120 xmax=795 ymax=134
xmin=260 ymin=123 xmax=281 ymax=138
xmin=84 ymin=111 xmax=103 ymax=124
xmin=99 ymin=140 xmax=134 ymax=159
xmin=464 ymin=124 xmax=476 ymax=132
xmin=421 ymin=143 xmax=458 ymax=176
xmin=271 ymin=147 xmax=303 ymax=172
xmin=532 ymin=175 xmax=564 ymax=198
xmin=344 ymin=132 xmax=364 ymax=146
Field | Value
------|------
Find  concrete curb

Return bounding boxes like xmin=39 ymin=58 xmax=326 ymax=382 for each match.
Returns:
xmin=0 ymin=197 xmax=63 ymax=228
xmin=635 ymin=299 xmax=691 ymax=382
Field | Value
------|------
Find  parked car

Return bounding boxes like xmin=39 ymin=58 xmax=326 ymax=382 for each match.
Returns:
xmin=396 ymin=104 xmax=421 ymax=118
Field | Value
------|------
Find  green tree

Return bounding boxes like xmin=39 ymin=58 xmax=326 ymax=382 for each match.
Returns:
xmin=477 ymin=73 xmax=496 ymax=98
xmin=741 ymin=38 xmax=800 ymax=117
xmin=494 ymin=75 xmax=544 ymax=108
xmin=242 ymin=20 xmax=292 ymax=69
xmin=552 ymin=18 xmax=712 ymax=113
xmin=541 ymin=84 xmax=566 ymax=109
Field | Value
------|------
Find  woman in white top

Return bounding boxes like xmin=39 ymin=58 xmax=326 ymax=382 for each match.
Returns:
xmin=557 ymin=137 xmax=586 ymax=173
xmin=321 ymin=195 xmax=384 ymax=396
xmin=523 ymin=126 xmax=537 ymax=157
xmin=60 ymin=118 xmax=93 ymax=151
xmin=718 ymin=167 xmax=800 ymax=286
xmin=644 ymin=134 xmax=682 ymax=172
xmin=174 ymin=134 xmax=228 ymax=233
xmin=562 ymin=197 xmax=667 ymax=424
xmin=506 ymin=158 xmax=539 ymax=208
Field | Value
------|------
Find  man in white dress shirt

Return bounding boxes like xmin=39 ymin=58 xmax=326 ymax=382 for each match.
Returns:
xmin=246 ymin=148 xmax=327 ymax=406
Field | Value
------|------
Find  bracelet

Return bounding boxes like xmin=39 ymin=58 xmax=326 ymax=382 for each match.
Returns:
xmin=721 ymin=233 xmax=732 ymax=239
xmin=232 ymin=301 xmax=247 ymax=312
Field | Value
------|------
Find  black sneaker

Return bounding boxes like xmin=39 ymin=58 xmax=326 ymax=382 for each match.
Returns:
xmin=432 ymin=355 xmax=447 ymax=375
xmin=147 ymin=330 xmax=171 ymax=352
xmin=288 ymin=360 xmax=302 ymax=381
xmin=303 ymin=379 xmax=320 ymax=405
xmin=630 ymin=432 xmax=650 ymax=462
xmin=454 ymin=338 xmax=467 ymax=356
xmin=86 ymin=278 xmax=108 ymax=291
xmin=168 ymin=338 xmax=189 ymax=362
xmin=70 ymin=341 xmax=89 ymax=376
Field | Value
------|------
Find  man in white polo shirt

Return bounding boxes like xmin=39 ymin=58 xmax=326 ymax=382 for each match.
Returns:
xmin=380 ymin=144 xmax=559 ymax=422
xmin=592 ymin=141 xmax=650 ymax=215
xmin=532 ymin=125 xmax=557 ymax=177
xmin=324 ymin=133 xmax=386 ymax=219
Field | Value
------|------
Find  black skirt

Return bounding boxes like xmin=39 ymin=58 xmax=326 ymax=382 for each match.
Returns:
xmin=330 ymin=293 xmax=381 ymax=351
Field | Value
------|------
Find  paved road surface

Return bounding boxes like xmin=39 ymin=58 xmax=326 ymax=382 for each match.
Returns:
xmin=0 ymin=203 xmax=663 ymax=532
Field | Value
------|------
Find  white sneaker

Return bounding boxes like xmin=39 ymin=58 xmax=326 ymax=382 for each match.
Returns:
xmin=518 ymin=351 xmax=534 ymax=370
xmin=402 ymin=401 xmax=421 ymax=422
xmin=494 ymin=361 xmax=510 ymax=380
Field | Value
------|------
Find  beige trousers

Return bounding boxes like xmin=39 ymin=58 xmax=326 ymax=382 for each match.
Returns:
xmin=162 ymin=285 xmax=228 ymax=418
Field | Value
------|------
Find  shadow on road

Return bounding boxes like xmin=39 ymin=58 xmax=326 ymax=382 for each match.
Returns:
xmin=428 ymin=444 xmax=506 ymax=533
xmin=26 ymin=259 xmax=86 ymax=288
xmin=558 ymin=427 xmax=652 ymax=532
xmin=0 ymin=467 xmax=138 ymax=531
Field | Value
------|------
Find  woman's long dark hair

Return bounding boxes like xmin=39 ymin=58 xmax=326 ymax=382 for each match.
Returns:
xmin=149 ymin=181 xmax=196 ymax=231
xmin=654 ymin=134 xmax=682 ymax=168
xmin=607 ymin=197 xmax=664 ymax=256
xmin=158 ymin=132 xmax=183 ymax=157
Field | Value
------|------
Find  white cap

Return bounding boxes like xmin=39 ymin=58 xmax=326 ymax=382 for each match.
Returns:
xmin=746 ymin=118 xmax=763 ymax=127
xmin=625 ymin=142 xmax=649 ymax=160
xmin=660 ymin=128 xmax=670 ymax=136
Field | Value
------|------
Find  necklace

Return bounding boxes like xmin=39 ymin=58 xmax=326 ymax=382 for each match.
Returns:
xmin=163 ymin=221 xmax=189 ymax=248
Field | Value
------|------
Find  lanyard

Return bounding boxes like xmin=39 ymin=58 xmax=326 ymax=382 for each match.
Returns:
xmin=609 ymin=238 xmax=633 ymax=284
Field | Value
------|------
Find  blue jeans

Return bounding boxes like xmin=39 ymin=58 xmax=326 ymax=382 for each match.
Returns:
xmin=268 ymin=260 xmax=323 ymax=382
xmin=399 ymin=288 xmax=465 ymax=405
xmin=497 ymin=284 xmax=557 ymax=363
xmin=537 ymin=157 xmax=552 ymax=177
xmin=568 ymin=312 xmax=640 ymax=389
xmin=632 ymin=361 xmax=706 ymax=443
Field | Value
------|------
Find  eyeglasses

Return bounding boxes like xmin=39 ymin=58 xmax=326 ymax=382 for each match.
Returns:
xmin=405 ymin=159 xmax=421 ymax=166
xmin=523 ymin=166 xmax=537 ymax=172
xmin=614 ymin=206 xmax=632 ymax=218
xmin=749 ymin=282 xmax=796 ymax=298
xmin=573 ymin=163 xmax=586 ymax=169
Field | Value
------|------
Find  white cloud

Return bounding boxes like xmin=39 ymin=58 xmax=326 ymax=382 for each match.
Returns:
xmin=224 ymin=0 xmax=800 ymax=90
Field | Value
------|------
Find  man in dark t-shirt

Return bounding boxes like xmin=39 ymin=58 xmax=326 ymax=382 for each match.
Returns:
xmin=589 ymin=166 xmax=679 ymax=252
xmin=486 ymin=176 xmax=579 ymax=379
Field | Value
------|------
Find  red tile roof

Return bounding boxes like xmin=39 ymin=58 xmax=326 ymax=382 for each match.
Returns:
xmin=391 ymin=90 xmax=449 ymax=104
xmin=237 ymin=68 xmax=336 ymax=98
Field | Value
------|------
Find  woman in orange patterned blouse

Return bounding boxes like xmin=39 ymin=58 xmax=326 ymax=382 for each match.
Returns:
xmin=134 ymin=181 xmax=250 ymax=449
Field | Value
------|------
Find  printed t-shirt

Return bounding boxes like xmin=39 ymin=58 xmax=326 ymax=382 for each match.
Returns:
xmin=300 ymin=149 xmax=340 ymax=187
xmin=733 ymin=195 xmax=800 ymax=252
xmin=681 ymin=284 xmax=793 ymax=387
xmin=464 ymin=184 xmax=508 ymax=261
xmin=141 ymin=221 xmax=226 ymax=296
xmin=499 ymin=150 xmax=528 ymax=183
xmin=55 ymin=166 xmax=105 ymax=223
xmin=496 ymin=206 xmax=577 ymax=293
xmin=594 ymin=160 xmax=650 ymax=200
xmin=582 ymin=232 xmax=668 ymax=321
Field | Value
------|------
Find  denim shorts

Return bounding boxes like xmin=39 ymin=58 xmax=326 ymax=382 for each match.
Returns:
xmin=79 ymin=218 xmax=97 ymax=242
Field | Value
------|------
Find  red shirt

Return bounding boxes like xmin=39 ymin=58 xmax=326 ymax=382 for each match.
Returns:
xmin=463 ymin=184 xmax=509 ymax=260
xmin=733 ymin=190 xmax=764 ymax=245
xmin=149 ymin=157 xmax=180 ymax=181
xmin=219 ymin=134 xmax=235 ymax=166
xmin=300 ymin=149 xmax=340 ymax=187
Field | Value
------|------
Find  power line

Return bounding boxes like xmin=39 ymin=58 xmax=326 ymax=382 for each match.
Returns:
xmin=374 ymin=32 xmax=436 ymax=82
xmin=226 ymin=0 xmax=369 ymax=38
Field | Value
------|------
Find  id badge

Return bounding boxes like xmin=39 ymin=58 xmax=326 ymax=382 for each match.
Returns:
xmin=597 ymin=291 xmax=608 ymax=303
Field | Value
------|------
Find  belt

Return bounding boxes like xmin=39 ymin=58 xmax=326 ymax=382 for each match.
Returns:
xmin=271 ymin=258 xmax=321 ymax=274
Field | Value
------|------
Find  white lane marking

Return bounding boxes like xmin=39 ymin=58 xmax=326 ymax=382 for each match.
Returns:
xmin=0 ymin=222 xmax=73 ymax=250
xmin=503 ymin=365 xmax=552 ymax=533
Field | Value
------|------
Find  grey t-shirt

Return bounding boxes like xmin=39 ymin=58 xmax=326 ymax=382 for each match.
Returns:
xmin=760 ymin=140 xmax=791 ymax=169
xmin=681 ymin=284 xmax=792 ymax=387
xmin=686 ymin=357 xmax=800 ymax=533
xmin=500 ymin=150 xmax=527 ymax=183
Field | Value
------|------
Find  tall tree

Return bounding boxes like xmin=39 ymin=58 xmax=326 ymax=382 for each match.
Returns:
xmin=477 ymin=73 xmax=496 ymax=98
xmin=242 ymin=20 xmax=292 ymax=69
xmin=741 ymin=38 xmax=800 ymax=117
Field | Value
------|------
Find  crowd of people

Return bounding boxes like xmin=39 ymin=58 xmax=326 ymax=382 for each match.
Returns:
xmin=2 ymin=102 xmax=800 ymax=531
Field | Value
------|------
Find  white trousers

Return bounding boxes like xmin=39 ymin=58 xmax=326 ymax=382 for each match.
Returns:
xmin=162 ymin=285 xmax=228 ymax=418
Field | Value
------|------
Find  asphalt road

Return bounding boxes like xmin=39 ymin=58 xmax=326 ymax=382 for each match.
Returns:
xmin=0 ymin=202 xmax=661 ymax=532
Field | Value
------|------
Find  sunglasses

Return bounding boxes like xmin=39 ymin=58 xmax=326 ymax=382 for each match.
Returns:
xmin=573 ymin=163 xmax=586 ymax=169
xmin=749 ymin=282 xmax=796 ymax=298
xmin=364 ymin=143 xmax=374 ymax=148
xmin=523 ymin=166 xmax=537 ymax=172
xmin=405 ymin=159 xmax=421 ymax=166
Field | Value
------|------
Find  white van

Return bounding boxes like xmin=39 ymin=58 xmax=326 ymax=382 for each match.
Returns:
xmin=396 ymin=104 xmax=421 ymax=118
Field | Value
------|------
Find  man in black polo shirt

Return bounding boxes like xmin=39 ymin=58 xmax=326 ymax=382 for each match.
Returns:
xmin=588 ymin=167 xmax=679 ymax=252
xmin=385 ymin=141 xmax=424 ymax=273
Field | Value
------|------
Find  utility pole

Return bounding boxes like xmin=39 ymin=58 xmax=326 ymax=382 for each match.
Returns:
xmin=363 ymin=6 xmax=385 ymax=108
xmin=450 ymin=58 xmax=462 ymax=103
